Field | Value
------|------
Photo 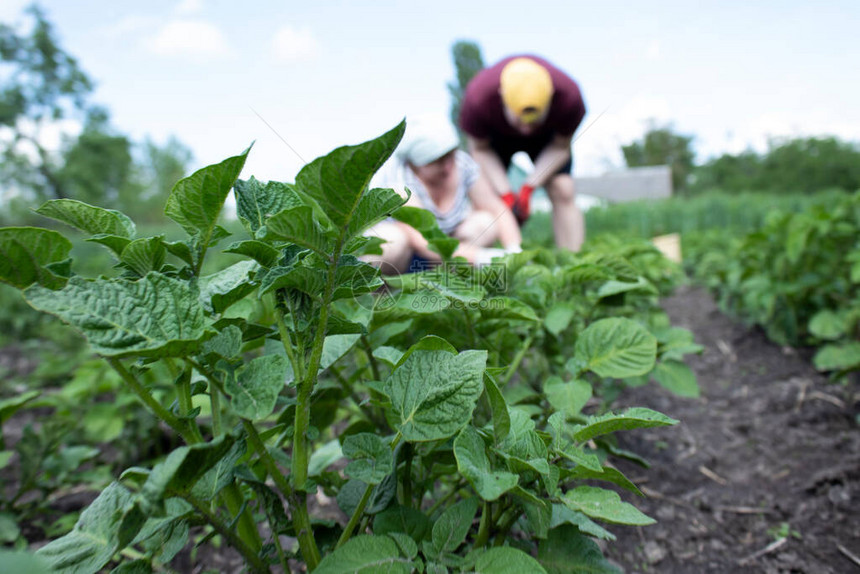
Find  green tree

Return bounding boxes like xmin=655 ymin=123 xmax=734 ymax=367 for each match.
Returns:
xmin=134 ymin=136 xmax=194 ymax=223
xmin=1 ymin=4 xmax=192 ymax=225
xmin=622 ymin=123 xmax=695 ymax=194
xmin=692 ymin=136 xmax=860 ymax=194
xmin=56 ymin=106 xmax=138 ymax=209
xmin=448 ymin=40 xmax=485 ymax=144
xmin=1 ymin=4 xmax=93 ymax=204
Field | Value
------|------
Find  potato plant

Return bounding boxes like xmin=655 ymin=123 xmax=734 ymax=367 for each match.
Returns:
xmin=685 ymin=191 xmax=860 ymax=378
xmin=0 ymin=122 xmax=693 ymax=573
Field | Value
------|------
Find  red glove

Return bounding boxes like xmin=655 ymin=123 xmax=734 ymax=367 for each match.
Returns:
xmin=513 ymin=184 xmax=535 ymax=224
xmin=501 ymin=191 xmax=517 ymax=209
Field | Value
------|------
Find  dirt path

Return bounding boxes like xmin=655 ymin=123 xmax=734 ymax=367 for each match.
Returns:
xmin=605 ymin=286 xmax=860 ymax=573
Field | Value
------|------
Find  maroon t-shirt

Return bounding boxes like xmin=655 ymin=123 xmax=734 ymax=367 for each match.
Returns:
xmin=459 ymin=55 xmax=586 ymax=150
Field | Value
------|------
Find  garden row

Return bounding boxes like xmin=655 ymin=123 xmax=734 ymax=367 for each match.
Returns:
xmin=683 ymin=191 xmax=860 ymax=379
xmin=0 ymin=123 xmax=700 ymax=572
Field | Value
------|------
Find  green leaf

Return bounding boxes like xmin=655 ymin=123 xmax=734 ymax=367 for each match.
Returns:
xmin=596 ymin=277 xmax=655 ymax=299
xmin=573 ymin=408 xmax=678 ymax=443
xmin=225 ymin=354 xmax=288 ymax=420
xmin=474 ymin=547 xmax=548 ymax=573
xmin=483 ymin=373 xmax=510 ymax=443
xmin=296 ymin=122 xmax=405 ymax=231
xmin=24 ymin=274 xmax=210 ymax=358
xmin=314 ymin=534 xmax=412 ymax=574
xmin=432 ymin=498 xmax=478 ymax=554
xmin=550 ymin=505 xmax=616 ymax=541
xmin=131 ymin=498 xmax=192 ymax=563
xmin=139 ymin=435 xmax=236 ymax=514
xmin=808 ymin=310 xmax=849 ymax=340
xmin=164 ymin=146 xmax=250 ymax=240
xmin=480 ymin=297 xmax=541 ymax=322
xmin=36 ymin=199 xmax=136 ymax=238
xmin=537 ymin=524 xmax=621 ymax=573
xmin=190 ymin=439 xmax=246 ymax=501
xmin=391 ymin=205 xmax=458 ymax=259
xmin=264 ymin=205 xmax=334 ymax=256
xmin=384 ymin=350 xmax=487 ymax=442
xmin=454 ymin=426 xmax=518 ymax=501
xmin=111 ymin=559 xmax=153 ymax=574
xmin=656 ymin=327 xmax=703 ymax=361
xmin=0 ymin=227 xmax=73 ymax=289
xmin=394 ymin=335 xmax=458 ymax=369
xmin=544 ymin=376 xmax=591 ymax=415
xmin=343 ymin=433 xmax=394 ymax=485
xmin=223 ymin=240 xmax=280 ymax=267
xmin=544 ymin=302 xmax=576 ymax=336
xmin=0 ymin=390 xmax=40 ymax=424
xmin=0 ymin=551 xmax=52 ymax=574
xmin=575 ymin=318 xmax=656 ymax=378
xmin=308 ymin=439 xmax=344 ymax=477
xmin=347 ymin=187 xmax=409 ymax=240
xmin=88 ymin=234 xmax=133 ymax=257
xmin=562 ymin=487 xmax=654 ymax=526
xmin=0 ymin=513 xmax=20 ymax=543
xmin=373 ymin=346 xmax=404 ymax=367
xmin=652 ymin=360 xmax=700 ymax=397
xmin=201 ymin=325 xmax=243 ymax=359
xmin=373 ymin=505 xmax=432 ymax=542
xmin=562 ymin=465 xmax=643 ymax=497
xmin=199 ymin=260 xmax=258 ymax=314
xmin=119 ymin=237 xmax=166 ymax=277
xmin=386 ymin=532 xmax=418 ymax=560
xmin=813 ymin=342 xmax=860 ymax=372
xmin=36 ymin=482 xmax=142 ymax=573
xmin=234 ymin=177 xmax=303 ymax=234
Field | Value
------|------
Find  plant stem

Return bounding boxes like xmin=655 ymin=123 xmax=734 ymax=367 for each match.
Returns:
xmin=242 ymin=420 xmax=292 ymax=497
xmin=360 ymin=335 xmax=381 ymax=381
xmin=401 ymin=443 xmax=413 ymax=508
xmin=474 ymin=501 xmax=491 ymax=548
xmin=493 ymin=507 xmax=521 ymax=546
xmin=185 ymin=493 xmax=268 ymax=573
xmin=222 ymin=481 xmax=265 ymax=556
xmin=184 ymin=360 xmax=264 ymax=554
xmin=210 ymin=386 xmax=222 ymax=436
xmin=336 ymin=482 xmax=374 ymax=549
xmin=274 ymin=300 xmax=304 ymax=383
xmin=174 ymin=363 xmax=204 ymax=444
xmin=107 ymin=358 xmax=193 ymax=444
xmin=501 ymin=332 xmax=536 ymax=387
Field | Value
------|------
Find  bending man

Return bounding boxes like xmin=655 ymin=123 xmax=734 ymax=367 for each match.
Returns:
xmin=460 ymin=55 xmax=586 ymax=251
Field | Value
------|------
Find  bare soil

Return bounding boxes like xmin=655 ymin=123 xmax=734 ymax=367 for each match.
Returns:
xmin=605 ymin=286 xmax=860 ymax=574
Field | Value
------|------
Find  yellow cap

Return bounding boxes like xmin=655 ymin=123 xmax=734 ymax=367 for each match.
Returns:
xmin=499 ymin=58 xmax=554 ymax=124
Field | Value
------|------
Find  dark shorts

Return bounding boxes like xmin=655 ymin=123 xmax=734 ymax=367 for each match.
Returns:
xmin=490 ymin=135 xmax=574 ymax=176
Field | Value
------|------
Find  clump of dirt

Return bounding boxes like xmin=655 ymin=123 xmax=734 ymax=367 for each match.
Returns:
xmin=605 ymin=286 xmax=860 ymax=573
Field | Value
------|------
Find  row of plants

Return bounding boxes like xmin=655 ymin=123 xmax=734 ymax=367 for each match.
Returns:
xmin=0 ymin=123 xmax=700 ymax=572
xmin=683 ymin=191 xmax=860 ymax=379
xmin=522 ymin=190 xmax=844 ymax=249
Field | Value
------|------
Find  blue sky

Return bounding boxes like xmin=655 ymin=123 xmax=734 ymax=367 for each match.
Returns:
xmin=3 ymin=0 xmax=859 ymax=182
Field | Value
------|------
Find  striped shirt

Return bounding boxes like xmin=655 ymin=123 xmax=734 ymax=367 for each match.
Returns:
xmin=375 ymin=150 xmax=478 ymax=235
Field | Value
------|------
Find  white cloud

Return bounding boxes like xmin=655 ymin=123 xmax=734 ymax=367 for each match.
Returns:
xmin=645 ymin=39 xmax=661 ymax=61
xmin=272 ymin=25 xmax=319 ymax=62
xmin=101 ymin=15 xmax=159 ymax=40
xmin=175 ymin=0 xmax=205 ymax=16
xmin=147 ymin=19 xmax=231 ymax=59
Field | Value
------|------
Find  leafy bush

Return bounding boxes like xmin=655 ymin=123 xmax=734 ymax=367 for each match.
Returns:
xmin=0 ymin=123 xmax=699 ymax=572
xmin=685 ymin=191 xmax=860 ymax=378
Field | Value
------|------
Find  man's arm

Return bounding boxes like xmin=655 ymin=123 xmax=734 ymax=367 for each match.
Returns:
xmin=467 ymin=136 xmax=512 ymax=196
xmin=527 ymin=133 xmax=573 ymax=188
